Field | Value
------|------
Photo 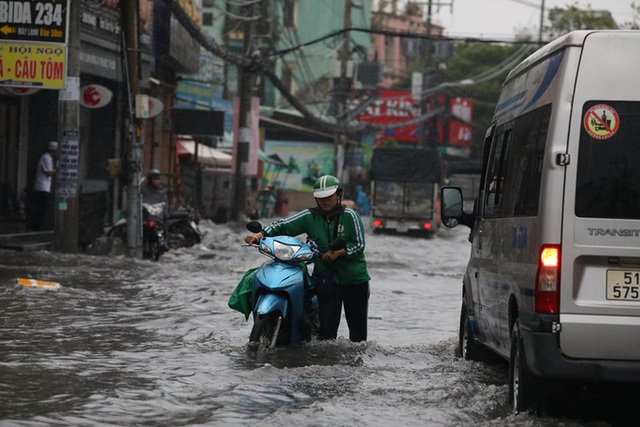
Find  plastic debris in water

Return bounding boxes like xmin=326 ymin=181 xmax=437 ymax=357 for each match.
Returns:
xmin=16 ymin=278 xmax=61 ymax=289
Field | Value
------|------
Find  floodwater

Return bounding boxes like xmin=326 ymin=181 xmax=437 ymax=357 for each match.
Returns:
xmin=0 ymin=221 xmax=635 ymax=426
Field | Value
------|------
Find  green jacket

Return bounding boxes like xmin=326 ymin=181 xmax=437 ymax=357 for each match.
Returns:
xmin=263 ymin=205 xmax=370 ymax=286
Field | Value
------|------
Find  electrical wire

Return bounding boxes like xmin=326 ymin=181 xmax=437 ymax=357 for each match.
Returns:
xmin=211 ymin=2 xmax=261 ymax=21
xmin=356 ymin=45 xmax=532 ymax=130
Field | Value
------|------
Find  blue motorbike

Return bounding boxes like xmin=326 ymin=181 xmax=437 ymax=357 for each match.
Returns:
xmin=242 ymin=221 xmax=320 ymax=351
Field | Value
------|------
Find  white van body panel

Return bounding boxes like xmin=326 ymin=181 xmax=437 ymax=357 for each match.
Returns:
xmin=559 ymin=32 xmax=640 ymax=360
xmin=459 ymin=30 xmax=640 ymax=377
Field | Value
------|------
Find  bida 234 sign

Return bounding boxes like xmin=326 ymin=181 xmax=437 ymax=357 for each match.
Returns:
xmin=0 ymin=0 xmax=68 ymax=43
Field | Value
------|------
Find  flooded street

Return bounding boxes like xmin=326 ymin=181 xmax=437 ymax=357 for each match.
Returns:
xmin=0 ymin=221 xmax=629 ymax=426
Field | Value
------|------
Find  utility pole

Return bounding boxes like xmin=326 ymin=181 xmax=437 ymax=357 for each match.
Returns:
xmin=232 ymin=1 xmax=258 ymax=220
xmin=417 ymin=0 xmax=452 ymax=148
xmin=335 ymin=0 xmax=352 ymax=181
xmin=55 ymin=0 xmax=80 ymax=253
xmin=417 ymin=0 xmax=434 ymax=148
xmin=122 ymin=0 xmax=143 ymax=257
xmin=538 ymin=0 xmax=546 ymax=46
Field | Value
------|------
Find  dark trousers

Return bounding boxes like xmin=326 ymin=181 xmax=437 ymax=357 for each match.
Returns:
xmin=317 ymin=280 xmax=370 ymax=342
xmin=30 ymin=191 xmax=51 ymax=231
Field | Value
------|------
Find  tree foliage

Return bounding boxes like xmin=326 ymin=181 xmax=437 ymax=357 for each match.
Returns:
xmin=544 ymin=2 xmax=619 ymax=38
xmin=443 ymin=43 xmax=530 ymax=157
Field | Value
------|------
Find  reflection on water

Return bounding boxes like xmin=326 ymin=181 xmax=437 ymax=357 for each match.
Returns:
xmin=1 ymin=243 xmax=635 ymax=427
xmin=233 ymin=340 xmax=369 ymax=371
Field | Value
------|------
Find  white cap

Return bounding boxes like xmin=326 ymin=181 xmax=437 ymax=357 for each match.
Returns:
xmin=48 ymin=141 xmax=58 ymax=150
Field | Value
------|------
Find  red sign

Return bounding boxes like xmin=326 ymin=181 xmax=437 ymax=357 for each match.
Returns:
xmin=448 ymin=97 xmax=473 ymax=146
xmin=148 ymin=96 xmax=164 ymax=118
xmin=0 ymin=87 xmax=40 ymax=96
xmin=349 ymin=90 xmax=473 ymax=147
xmin=80 ymin=84 xmax=112 ymax=109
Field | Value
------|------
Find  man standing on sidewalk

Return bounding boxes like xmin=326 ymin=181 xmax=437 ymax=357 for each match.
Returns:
xmin=31 ymin=141 xmax=58 ymax=231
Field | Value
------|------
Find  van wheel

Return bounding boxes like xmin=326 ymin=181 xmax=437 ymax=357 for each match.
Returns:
xmin=458 ymin=299 xmax=485 ymax=361
xmin=509 ymin=322 xmax=540 ymax=413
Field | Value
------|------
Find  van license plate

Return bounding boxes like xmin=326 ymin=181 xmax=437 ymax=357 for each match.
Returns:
xmin=606 ymin=270 xmax=640 ymax=300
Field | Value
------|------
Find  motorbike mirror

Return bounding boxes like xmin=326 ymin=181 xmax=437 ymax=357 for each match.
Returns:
xmin=246 ymin=221 xmax=263 ymax=233
xmin=329 ymin=238 xmax=346 ymax=251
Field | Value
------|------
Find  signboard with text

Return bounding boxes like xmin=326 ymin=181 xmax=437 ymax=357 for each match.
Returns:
xmin=0 ymin=41 xmax=66 ymax=88
xmin=348 ymin=89 xmax=473 ymax=149
xmin=58 ymin=131 xmax=79 ymax=199
xmin=0 ymin=0 xmax=69 ymax=43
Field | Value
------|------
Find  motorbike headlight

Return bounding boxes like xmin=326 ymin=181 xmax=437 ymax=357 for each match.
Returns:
xmin=273 ymin=241 xmax=300 ymax=261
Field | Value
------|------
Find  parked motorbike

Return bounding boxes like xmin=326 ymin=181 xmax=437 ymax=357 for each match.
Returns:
xmin=230 ymin=221 xmax=345 ymax=351
xmin=165 ymin=208 xmax=205 ymax=250
xmin=141 ymin=202 xmax=167 ymax=261
xmin=108 ymin=205 xmax=204 ymax=261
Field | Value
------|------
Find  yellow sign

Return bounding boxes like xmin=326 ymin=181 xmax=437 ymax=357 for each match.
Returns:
xmin=0 ymin=41 xmax=67 ymax=89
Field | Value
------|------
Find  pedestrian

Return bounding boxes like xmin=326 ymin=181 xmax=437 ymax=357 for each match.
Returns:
xmin=31 ymin=141 xmax=58 ymax=231
xmin=355 ymin=184 xmax=370 ymax=216
xmin=244 ymin=175 xmax=371 ymax=342
xmin=274 ymin=188 xmax=289 ymax=217
xmin=258 ymin=184 xmax=275 ymax=218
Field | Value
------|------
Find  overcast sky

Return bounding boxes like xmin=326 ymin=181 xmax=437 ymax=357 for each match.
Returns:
xmin=426 ymin=0 xmax=636 ymax=41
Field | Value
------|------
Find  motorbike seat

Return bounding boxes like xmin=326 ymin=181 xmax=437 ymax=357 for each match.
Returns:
xmin=169 ymin=211 xmax=190 ymax=220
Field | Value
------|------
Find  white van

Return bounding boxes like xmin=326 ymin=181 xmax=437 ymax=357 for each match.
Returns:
xmin=441 ymin=30 xmax=640 ymax=413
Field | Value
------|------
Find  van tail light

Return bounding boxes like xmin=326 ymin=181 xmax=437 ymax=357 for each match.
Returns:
xmin=145 ymin=220 xmax=156 ymax=228
xmin=535 ymin=245 xmax=560 ymax=314
xmin=423 ymin=222 xmax=432 ymax=230
xmin=373 ymin=219 xmax=383 ymax=228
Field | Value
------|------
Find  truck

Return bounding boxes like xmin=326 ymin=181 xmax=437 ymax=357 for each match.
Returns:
xmin=369 ymin=147 xmax=442 ymax=236
xmin=443 ymin=158 xmax=482 ymax=212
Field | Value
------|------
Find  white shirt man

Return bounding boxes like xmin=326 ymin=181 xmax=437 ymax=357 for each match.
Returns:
xmin=31 ymin=141 xmax=58 ymax=230
xmin=34 ymin=141 xmax=58 ymax=193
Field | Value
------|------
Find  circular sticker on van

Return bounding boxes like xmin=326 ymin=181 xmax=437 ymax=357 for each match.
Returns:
xmin=584 ymin=104 xmax=620 ymax=140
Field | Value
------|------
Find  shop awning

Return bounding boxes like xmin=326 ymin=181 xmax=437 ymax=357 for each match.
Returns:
xmin=176 ymin=140 xmax=232 ymax=168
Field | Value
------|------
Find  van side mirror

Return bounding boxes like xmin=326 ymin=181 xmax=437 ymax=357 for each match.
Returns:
xmin=441 ymin=187 xmax=464 ymax=228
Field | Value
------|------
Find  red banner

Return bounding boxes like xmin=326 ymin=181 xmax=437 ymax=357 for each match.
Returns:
xmin=348 ymin=90 xmax=473 ymax=147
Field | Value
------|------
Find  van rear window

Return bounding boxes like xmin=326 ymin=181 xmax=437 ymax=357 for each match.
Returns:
xmin=576 ymin=101 xmax=640 ymax=219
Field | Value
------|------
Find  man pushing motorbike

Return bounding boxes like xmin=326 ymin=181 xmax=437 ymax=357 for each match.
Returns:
xmin=245 ymin=175 xmax=371 ymax=342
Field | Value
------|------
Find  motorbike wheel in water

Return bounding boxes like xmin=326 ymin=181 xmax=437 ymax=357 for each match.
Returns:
xmin=108 ymin=224 xmax=127 ymax=244
xmin=143 ymin=235 xmax=162 ymax=261
xmin=248 ymin=313 xmax=290 ymax=352
xmin=166 ymin=222 xmax=200 ymax=249
xmin=107 ymin=224 xmax=128 ymax=255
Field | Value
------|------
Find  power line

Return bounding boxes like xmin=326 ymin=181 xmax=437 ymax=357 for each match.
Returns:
xmin=158 ymin=0 xmax=537 ymax=137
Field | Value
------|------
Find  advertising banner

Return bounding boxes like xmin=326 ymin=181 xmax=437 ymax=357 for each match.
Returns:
xmin=348 ymin=89 xmax=473 ymax=149
xmin=0 ymin=0 xmax=68 ymax=43
xmin=263 ymin=140 xmax=334 ymax=191
xmin=58 ymin=130 xmax=79 ymax=199
xmin=0 ymin=41 xmax=66 ymax=88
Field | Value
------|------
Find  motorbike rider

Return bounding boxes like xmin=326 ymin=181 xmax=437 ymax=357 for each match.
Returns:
xmin=141 ymin=169 xmax=170 ymax=236
xmin=244 ymin=175 xmax=371 ymax=342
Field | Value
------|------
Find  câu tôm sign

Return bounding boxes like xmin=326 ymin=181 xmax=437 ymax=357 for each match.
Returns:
xmin=0 ymin=41 xmax=67 ymax=88
xmin=0 ymin=0 xmax=68 ymax=43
